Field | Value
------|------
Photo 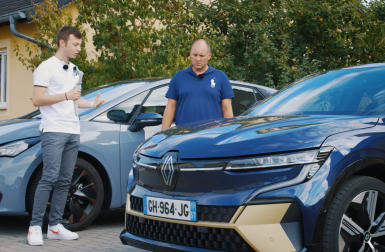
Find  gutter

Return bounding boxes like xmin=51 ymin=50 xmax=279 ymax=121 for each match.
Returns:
xmin=0 ymin=11 xmax=52 ymax=49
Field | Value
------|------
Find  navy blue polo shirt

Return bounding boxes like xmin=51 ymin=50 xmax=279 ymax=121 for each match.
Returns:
xmin=166 ymin=65 xmax=234 ymax=125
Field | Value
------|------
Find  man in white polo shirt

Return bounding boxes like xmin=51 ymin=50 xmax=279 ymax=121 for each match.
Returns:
xmin=27 ymin=26 xmax=104 ymax=246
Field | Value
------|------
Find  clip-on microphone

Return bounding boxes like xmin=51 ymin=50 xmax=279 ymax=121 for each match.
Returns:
xmin=63 ymin=65 xmax=77 ymax=72
xmin=198 ymin=74 xmax=203 ymax=79
xmin=74 ymin=71 xmax=83 ymax=117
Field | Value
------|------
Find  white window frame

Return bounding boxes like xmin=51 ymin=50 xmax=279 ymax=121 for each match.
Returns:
xmin=0 ymin=50 xmax=7 ymax=109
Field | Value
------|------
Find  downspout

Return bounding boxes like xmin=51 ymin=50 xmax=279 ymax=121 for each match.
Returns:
xmin=9 ymin=14 xmax=52 ymax=49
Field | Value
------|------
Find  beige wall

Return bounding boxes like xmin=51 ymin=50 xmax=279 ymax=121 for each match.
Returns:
xmin=0 ymin=21 xmax=38 ymax=120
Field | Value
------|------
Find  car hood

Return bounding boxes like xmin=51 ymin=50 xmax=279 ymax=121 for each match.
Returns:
xmin=139 ymin=115 xmax=378 ymax=159
xmin=0 ymin=119 xmax=40 ymax=145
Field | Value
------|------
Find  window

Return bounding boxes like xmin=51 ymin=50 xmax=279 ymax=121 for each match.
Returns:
xmin=92 ymin=90 xmax=150 ymax=123
xmin=0 ymin=50 xmax=7 ymax=109
xmin=139 ymin=85 xmax=169 ymax=117
xmin=232 ymin=86 xmax=263 ymax=116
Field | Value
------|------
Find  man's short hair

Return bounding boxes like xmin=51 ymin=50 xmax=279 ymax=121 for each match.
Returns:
xmin=56 ymin=26 xmax=82 ymax=48
xmin=191 ymin=39 xmax=211 ymax=53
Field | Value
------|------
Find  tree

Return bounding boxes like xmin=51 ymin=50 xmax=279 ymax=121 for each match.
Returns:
xmin=15 ymin=0 xmax=385 ymax=90
xmin=76 ymin=0 xmax=225 ymax=86
xmin=14 ymin=0 xmax=98 ymax=89
xmin=200 ymin=0 xmax=385 ymax=89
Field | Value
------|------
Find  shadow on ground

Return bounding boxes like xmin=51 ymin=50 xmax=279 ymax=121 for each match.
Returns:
xmin=0 ymin=208 xmax=125 ymax=235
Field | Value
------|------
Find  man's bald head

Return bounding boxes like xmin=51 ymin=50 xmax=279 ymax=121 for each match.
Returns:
xmin=191 ymin=39 xmax=211 ymax=53
xmin=190 ymin=39 xmax=212 ymax=73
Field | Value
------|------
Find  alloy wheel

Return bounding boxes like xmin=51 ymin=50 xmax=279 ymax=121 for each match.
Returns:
xmin=339 ymin=190 xmax=385 ymax=252
xmin=46 ymin=166 xmax=97 ymax=225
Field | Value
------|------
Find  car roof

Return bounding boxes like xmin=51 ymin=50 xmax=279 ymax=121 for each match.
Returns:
xmin=81 ymin=77 xmax=171 ymax=96
xmin=341 ymin=63 xmax=385 ymax=70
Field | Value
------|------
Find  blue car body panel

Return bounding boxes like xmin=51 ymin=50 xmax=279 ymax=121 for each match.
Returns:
xmin=119 ymin=125 xmax=146 ymax=203
xmin=139 ymin=115 xmax=378 ymax=159
xmin=79 ymin=121 xmax=122 ymax=208
xmin=0 ymin=120 xmax=40 ymax=143
xmin=0 ymin=143 xmax=42 ymax=214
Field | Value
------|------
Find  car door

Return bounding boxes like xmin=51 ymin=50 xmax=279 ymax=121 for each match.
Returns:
xmin=139 ymin=85 xmax=170 ymax=140
xmin=91 ymin=90 xmax=151 ymax=205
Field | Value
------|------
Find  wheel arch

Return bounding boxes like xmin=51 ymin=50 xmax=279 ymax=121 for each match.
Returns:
xmin=25 ymin=162 xmax=44 ymax=214
xmin=77 ymin=151 xmax=112 ymax=210
xmin=312 ymin=157 xmax=385 ymax=247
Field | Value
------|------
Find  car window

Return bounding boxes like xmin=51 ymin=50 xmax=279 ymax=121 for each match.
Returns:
xmin=78 ymin=83 xmax=145 ymax=116
xmin=232 ymin=85 xmax=261 ymax=116
xmin=139 ymin=85 xmax=169 ymax=117
xmin=246 ymin=67 xmax=385 ymax=116
xmin=92 ymin=90 xmax=150 ymax=123
xmin=29 ymin=82 xmax=146 ymax=119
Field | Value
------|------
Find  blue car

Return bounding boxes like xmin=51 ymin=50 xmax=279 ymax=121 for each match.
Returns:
xmin=120 ymin=64 xmax=385 ymax=252
xmin=0 ymin=77 xmax=274 ymax=231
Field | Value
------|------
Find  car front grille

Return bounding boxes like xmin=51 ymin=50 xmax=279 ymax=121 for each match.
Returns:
xmin=130 ymin=195 xmax=144 ymax=212
xmin=126 ymin=213 xmax=254 ymax=251
xmin=130 ymin=195 xmax=238 ymax=223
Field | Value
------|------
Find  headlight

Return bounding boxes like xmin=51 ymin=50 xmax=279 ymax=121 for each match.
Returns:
xmin=0 ymin=137 xmax=40 ymax=157
xmin=244 ymin=146 xmax=334 ymax=204
xmin=225 ymin=149 xmax=320 ymax=170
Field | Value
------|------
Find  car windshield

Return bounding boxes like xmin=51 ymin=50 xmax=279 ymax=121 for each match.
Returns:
xmin=245 ymin=67 xmax=385 ymax=116
xmin=29 ymin=81 xmax=149 ymax=119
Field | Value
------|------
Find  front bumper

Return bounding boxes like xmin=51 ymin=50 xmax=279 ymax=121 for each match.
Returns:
xmin=120 ymin=194 xmax=304 ymax=252
xmin=120 ymin=230 xmax=219 ymax=252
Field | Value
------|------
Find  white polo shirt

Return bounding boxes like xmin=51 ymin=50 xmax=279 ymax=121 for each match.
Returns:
xmin=33 ymin=56 xmax=80 ymax=134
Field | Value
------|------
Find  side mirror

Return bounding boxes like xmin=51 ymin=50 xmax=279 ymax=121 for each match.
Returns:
xmin=128 ymin=112 xmax=163 ymax=132
xmin=107 ymin=109 xmax=129 ymax=122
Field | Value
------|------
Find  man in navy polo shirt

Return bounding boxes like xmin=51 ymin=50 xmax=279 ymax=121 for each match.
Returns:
xmin=162 ymin=39 xmax=234 ymax=129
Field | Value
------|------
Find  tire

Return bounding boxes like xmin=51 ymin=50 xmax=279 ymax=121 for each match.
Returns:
xmin=27 ymin=158 xmax=104 ymax=231
xmin=323 ymin=176 xmax=385 ymax=252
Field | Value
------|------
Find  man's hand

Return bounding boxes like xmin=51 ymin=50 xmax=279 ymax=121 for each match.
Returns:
xmin=77 ymin=92 xmax=104 ymax=109
xmin=67 ymin=89 xmax=81 ymax=100
xmin=93 ymin=93 xmax=104 ymax=108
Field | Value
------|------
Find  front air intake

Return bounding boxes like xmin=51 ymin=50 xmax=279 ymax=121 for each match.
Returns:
xmin=126 ymin=213 xmax=253 ymax=251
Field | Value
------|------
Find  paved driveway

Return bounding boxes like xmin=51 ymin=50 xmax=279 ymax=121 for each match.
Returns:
xmin=0 ymin=209 xmax=146 ymax=252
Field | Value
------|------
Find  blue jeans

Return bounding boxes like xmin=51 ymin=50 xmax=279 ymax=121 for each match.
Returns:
xmin=30 ymin=132 xmax=80 ymax=227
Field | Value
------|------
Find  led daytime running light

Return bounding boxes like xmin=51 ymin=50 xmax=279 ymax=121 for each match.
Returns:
xmin=226 ymin=149 xmax=319 ymax=170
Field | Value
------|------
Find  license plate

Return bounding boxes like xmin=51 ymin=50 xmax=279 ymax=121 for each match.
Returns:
xmin=143 ymin=196 xmax=197 ymax=222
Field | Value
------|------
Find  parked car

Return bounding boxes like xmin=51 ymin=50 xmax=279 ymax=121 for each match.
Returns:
xmin=0 ymin=77 xmax=275 ymax=231
xmin=121 ymin=63 xmax=385 ymax=252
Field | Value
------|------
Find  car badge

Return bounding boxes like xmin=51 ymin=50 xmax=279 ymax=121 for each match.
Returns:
xmin=161 ymin=156 xmax=174 ymax=186
xmin=157 ymin=152 xmax=180 ymax=191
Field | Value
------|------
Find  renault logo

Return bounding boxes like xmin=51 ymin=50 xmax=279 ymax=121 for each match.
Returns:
xmin=157 ymin=152 xmax=180 ymax=191
xmin=161 ymin=156 xmax=175 ymax=186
